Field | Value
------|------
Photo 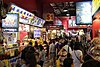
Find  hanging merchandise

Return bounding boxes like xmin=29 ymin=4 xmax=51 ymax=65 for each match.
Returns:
xmin=0 ymin=0 xmax=7 ymax=19
xmin=14 ymin=48 xmax=19 ymax=56
xmin=10 ymin=49 xmax=15 ymax=57
xmin=0 ymin=46 xmax=5 ymax=55
xmin=2 ymin=59 xmax=10 ymax=67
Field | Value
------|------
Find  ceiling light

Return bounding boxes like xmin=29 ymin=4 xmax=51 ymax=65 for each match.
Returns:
xmin=64 ymin=9 xmax=68 ymax=12
xmin=63 ymin=8 xmax=68 ymax=12
xmin=66 ymin=14 xmax=70 ymax=16
xmin=50 ymin=3 xmax=56 ymax=6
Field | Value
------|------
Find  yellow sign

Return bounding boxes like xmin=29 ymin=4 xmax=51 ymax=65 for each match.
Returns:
xmin=44 ymin=13 xmax=54 ymax=21
xmin=92 ymin=0 xmax=100 ymax=15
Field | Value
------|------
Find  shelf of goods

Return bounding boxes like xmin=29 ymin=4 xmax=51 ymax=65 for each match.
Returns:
xmin=0 ymin=46 xmax=25 ymax=67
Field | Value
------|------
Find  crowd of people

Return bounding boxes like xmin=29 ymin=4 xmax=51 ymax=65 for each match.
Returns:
xmin=19 ymin=35 xmax=100 ymax=67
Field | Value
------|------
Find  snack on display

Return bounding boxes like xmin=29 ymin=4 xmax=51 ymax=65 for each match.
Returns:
xmin=89 ymin=38 xmax=100 ymax=61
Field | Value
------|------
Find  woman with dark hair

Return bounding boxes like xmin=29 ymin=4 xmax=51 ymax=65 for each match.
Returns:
xmin=21 ymin=46 xmax=41 ymax=67
xmin=63 ymin=53 xmax=74 ymax=67
xmin=49 ymin=39 xmax=56 ymax=67
xmin=38 ymin=45 xmax=46 ymax=67
xmin=34 ymin=41 xmax=39 ymax=52
xmin=74 ymin=36 xmax=83 ymax=51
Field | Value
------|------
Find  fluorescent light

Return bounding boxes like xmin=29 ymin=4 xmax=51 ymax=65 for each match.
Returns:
xmin=64 ymin=9 xmax=68 ymax=12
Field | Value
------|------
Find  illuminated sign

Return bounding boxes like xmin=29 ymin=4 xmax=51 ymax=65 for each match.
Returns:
xmin=2 ymin=13 xmax=19 ymax=28
xmin=31 ymin=16 xmax=45 ymax=27
xmin=44 ymin=13 xmax=54 ymax=21
xmin=2 ymin=29 xmax=18 ymax=32
xmin=34 ymin=29 xmax=41 ymax=37
xmin=9 ymin=3 xmax=34 ymax=24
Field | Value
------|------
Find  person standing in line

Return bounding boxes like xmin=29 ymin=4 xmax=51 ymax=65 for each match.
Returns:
xmin=58 ymin=40 xmax=72 ymax=66
xmin=72 ymin=45 xmax=84 ymax=67
xmin=63 ymin=53 xmax=74 ymax=67
xmin=49 ymin=39 xmax=56 ymax=67
xmin=38 ymin=45 xmax=46 ymax=67
xmin=21 ymin=46 xmax=41 ymax=67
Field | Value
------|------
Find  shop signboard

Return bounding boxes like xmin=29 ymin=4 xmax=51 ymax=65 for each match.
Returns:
xmin=31 ymin=16 xmax=45 ymax=27
xmin=43 ymin=13 xmax=54 ymax=21
xmin=31 ymin=16 xmax=38 ymax=25
xmin=2 ymin=13 xmax=19 ymax=28
xmin=9 ymin=3 xmax=34 ymax=24
xmin=34 ymin=29 xmax=41 ymax=37
xmin=76 ymin=1 xmax=92 ymax=25
xmin=2 ymin=28 xmax=18 ymax=32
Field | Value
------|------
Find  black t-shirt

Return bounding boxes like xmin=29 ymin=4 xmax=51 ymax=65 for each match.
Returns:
xmin=63 ymin=58 xmax=73 ymax=67
xmin=83 ymin=54 xmax=93 ymax=62
xmin=82 ymin=59 xmax=100 ymax=67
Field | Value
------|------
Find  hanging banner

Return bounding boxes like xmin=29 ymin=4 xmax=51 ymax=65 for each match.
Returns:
xmin=9 ymin=3 xmax=34 ymax=24
xmin=31 ymin=16 xmax=45 ymax=27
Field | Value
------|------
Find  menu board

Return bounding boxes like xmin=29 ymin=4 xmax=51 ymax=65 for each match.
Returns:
xmin=76 ymin=1 xmax=92 ymax=25
xmin=34 ymin=29 xmax=41 ymax=37
xmin=2 ymin=13 xmax=19 ymax=28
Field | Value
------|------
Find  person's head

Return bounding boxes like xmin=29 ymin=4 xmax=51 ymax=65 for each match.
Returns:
xmin=73 ymin=45 xmax=80 ymax=50
xmin=29 ymin=41 xmax=32 ymax=46
xmin=43 ymin=41 xmax=47 ymax=44
xmin=76 ymin=36 xmax=79 ymax=42
xmin=63 ymin=40 xmax=68 ymax=46
xmin=49 ymin=39 xmax=55 ymax=44
xmin=21 ymin=46 xmax=37 ymax=67
xmin=67 ymin=53 xmax=72 ymax=58
xmin=35 ymin=41 xmax=38 ymax=45
xmin=39 ymin=45 xmax=44 ymax=51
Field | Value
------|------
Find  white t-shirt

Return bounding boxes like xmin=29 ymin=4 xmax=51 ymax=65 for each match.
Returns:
xmin=63 ymin=45 xmax=72 ymax=54
xmin=72 ymin=50 xmax=83 ymax=67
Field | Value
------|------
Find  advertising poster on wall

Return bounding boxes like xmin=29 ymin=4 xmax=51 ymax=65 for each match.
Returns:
xmin=3 ymin=32 xmax=17 ymax=45
xmin=54 ymin=17 xmax=62 ymax=25
xmin=19 ymin=24 xmax=30 ymax=32
xmin=68 ymin=16 xmax=77 ymax=28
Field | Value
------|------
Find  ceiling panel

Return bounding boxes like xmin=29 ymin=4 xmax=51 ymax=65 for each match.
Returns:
xmin=50 ymin=2 xmax=76 ymax=16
